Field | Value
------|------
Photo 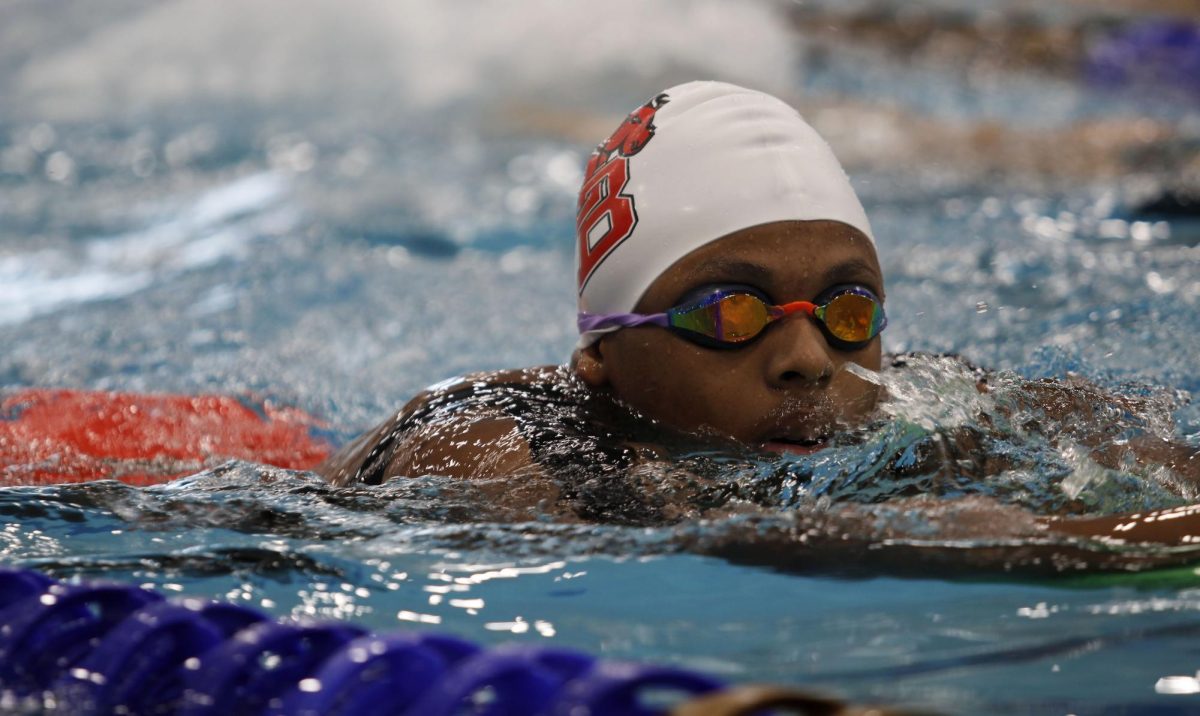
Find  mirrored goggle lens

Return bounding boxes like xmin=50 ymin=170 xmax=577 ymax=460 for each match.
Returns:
xmin=818 ymin=293 xmax=881 ymax=343
xmin=671 ymin=293 xmax=771 ymax=342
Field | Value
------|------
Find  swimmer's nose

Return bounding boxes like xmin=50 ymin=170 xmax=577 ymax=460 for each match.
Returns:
xmin=763 ymin=314 xmax=834 ymax=388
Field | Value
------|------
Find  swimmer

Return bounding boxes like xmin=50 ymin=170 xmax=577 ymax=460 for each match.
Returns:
xmin=323 ymin=82 xmax=883 ymax=484
xmin=320 ymin=81 xmax=1200 ymax=566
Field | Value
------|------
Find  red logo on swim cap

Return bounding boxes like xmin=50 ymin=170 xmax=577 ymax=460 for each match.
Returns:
xmin=577 ymin=93 xmax=668 ymax=293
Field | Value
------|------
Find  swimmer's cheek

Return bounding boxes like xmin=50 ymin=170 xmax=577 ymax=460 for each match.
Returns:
xmin=385 ymin=417 xmax=536 ymax=480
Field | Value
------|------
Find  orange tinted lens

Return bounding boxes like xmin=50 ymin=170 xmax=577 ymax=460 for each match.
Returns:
xmin=714 ymin=293 xmax=771 ymax=342
xmin=821 ymin=293 xmax=877 ymax=342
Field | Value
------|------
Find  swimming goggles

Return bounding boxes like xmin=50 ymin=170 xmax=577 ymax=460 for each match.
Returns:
xmin=577 ymin=286 xmax=887 ymax=349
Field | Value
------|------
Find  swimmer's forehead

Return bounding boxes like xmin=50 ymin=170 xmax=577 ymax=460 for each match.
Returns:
xmin=648 ymin=221 xmax=884 ymax=306
xmin=682 ymin=256 xmax=883 ymax=289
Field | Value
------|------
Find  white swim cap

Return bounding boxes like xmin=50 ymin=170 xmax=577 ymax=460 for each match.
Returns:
xmin=575 ymin=80 xmax=874 ymax=347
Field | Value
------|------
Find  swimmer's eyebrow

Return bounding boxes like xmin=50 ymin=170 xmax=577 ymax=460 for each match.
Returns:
xmin=689 ymin=257 xmax=883 ymax=294
xmin=687 ymin=259 xmax=774 ymax=285
xmin=821 ymin=258 xmax=883 ymax=290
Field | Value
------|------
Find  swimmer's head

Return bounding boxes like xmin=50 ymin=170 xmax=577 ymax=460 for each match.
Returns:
xmin=571 ymin=82 xmax=884 ymax=453
xmin=575 ymin=80 xmax=874 ymax=347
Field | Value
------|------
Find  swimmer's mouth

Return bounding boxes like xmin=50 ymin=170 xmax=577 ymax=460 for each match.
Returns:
xmin=761 ymin=436 xmax=828 ymax=455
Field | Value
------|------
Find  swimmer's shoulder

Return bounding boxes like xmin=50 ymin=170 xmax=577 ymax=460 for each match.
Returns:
xmin=418 ymin=365 xmax=566 ymax=396
xmin=318 ymin=366 xmax=569 ymax=486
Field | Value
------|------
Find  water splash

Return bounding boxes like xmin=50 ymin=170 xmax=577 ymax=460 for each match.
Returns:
xmin=0 ymin=172 xmax=293 ymax=326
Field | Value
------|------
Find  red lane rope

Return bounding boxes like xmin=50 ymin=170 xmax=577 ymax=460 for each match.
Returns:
xmin=0 ymin=389 xmax=332 ymax=486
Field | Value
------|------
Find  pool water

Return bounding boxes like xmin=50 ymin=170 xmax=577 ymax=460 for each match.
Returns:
xmin=2 ymin=1 xmax=1199 ymax=713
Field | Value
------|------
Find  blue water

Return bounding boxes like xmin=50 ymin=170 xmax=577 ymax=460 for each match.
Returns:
xmin=2 ymin=1 xmax=1200 ymax=713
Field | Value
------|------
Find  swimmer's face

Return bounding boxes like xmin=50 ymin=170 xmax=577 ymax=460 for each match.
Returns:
xmin=575 ymin=220 xmax=883 ymax=454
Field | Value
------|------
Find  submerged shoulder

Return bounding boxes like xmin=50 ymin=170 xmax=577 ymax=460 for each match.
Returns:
xmin=382 ymin=411 xmax=535 ymax=481
xmin=318 ymin=365 xmax=571 ymax=485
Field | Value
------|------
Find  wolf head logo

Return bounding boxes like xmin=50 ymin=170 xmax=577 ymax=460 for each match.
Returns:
xmin=582 ymin=93 xmax=669 ymax=184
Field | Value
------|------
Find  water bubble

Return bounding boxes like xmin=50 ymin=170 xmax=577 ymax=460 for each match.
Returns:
xmin=385 ymin=246 xmax=410 ymax=267
xmin=545 ymin=151 xmax=582 ymax=189
xmin=44 ymin=151 xmax=75 ymax=183
xmin=499 ymin=248 xmax=531 ymax=274
xmin=1034 ymin=216 xmax=1060 ymax=240
xmin=1130 ymin=221 xmax=1154 ymax=243
xmin=1146 ymin=271 xmax=1176 ymax=294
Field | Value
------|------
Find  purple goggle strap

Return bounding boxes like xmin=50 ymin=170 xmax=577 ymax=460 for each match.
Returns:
xmin=577 ymin=311 xmax=668 ymax=334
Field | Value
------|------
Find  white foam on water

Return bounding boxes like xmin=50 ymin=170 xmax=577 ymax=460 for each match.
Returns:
xmin=12 ymin=0 xmax=798 ymax=121
xmin=0 ymin=172 xmax=292 ymax=325
xmin=0 ymin=255 xmax=153 ymax=325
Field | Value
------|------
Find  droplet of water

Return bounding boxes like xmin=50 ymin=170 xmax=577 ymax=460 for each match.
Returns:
xmin=843 ymin=362 xmax=883 ymax=386
xmin=44 ymin=151 xmax=75 ymax=183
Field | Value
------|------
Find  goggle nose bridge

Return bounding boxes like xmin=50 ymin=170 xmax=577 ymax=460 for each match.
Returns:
xmin=769 ymin=300 xmax=818 ymax=322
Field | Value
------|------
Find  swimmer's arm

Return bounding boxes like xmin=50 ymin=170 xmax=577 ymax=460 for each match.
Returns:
xmin=1042 ymin=504 xmax=1200 ymax=546
xmin=683 ymin=497 xmax=1200 ymax=576
xmin=982 ymin=376 xmax=1200 ymax=488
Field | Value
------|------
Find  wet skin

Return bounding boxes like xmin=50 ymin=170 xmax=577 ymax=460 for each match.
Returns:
xmin=574 ymin=220 xmax=884 ymax=453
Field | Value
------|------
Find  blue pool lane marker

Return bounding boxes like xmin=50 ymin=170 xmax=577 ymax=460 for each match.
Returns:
xmin=0 ymin=567 xmax=727 ymax=715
